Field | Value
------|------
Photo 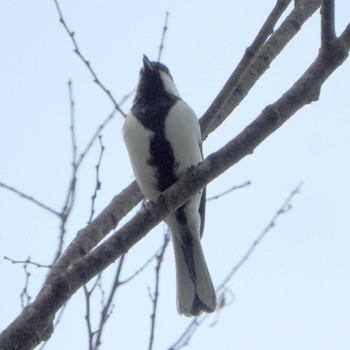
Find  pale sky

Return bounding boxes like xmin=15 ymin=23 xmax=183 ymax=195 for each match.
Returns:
xmin=1 ymin=1 xmax=350 ymax=349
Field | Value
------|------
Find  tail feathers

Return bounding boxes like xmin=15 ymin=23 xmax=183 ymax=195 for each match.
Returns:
xmin=172 ymin=234 xmax=216 ymax=316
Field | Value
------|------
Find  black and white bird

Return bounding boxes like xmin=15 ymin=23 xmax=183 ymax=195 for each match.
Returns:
xmin=123 ymin=55 xmax=216 ymax=316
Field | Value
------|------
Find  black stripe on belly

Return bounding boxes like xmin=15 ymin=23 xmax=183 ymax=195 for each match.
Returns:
xmin=148 ymin=132 xmax=178 ymax=192
xmin=132 ymin=96 xmax=179 ymax=193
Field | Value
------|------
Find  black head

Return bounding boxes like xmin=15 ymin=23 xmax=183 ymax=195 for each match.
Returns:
xmin=134 ymin=55 xmax=180 ymax=103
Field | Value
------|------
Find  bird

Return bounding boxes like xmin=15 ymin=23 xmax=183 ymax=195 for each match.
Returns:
xmin=123 ymin=55 xmax=216 ymax=316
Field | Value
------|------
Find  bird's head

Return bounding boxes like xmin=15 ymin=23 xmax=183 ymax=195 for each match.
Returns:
xmin=134 ymin=55 xmax=181 ymax=103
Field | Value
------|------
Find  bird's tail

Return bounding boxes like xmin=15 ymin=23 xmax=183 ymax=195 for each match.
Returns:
xmin=172 ymin=230 xmax=216 ymax=316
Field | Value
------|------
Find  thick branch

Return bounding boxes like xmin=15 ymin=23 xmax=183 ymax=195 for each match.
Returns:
xmin=201 ymin=0 xmax=292 ymax=139
xmin=46 ymin=181 xmax=142 ymax=284
xmin=321 ymin=0 xmax=336 ymax=48
xmin=1 ymin=28 xmax=349 ymax=349
xmin=201 ymin=0 xmax=322 ymax=138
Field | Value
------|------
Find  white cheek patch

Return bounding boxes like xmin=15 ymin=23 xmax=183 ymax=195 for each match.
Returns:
xmin=160 ymin=71 xmax=181 ymax=98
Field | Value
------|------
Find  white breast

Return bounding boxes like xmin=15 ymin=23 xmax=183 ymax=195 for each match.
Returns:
xmin=123 ymin=100 xmax=202 ymax=201
xmin=164 ymin=100 xmax=203 ymax=177
xmin=123 ymin=112 xmax=159 ymax=200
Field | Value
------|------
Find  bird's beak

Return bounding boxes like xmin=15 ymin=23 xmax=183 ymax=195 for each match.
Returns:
xmin=143 ymin=55 xmax=153 ymax=71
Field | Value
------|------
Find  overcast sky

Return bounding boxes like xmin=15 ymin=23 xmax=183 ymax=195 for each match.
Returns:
xmin=1 ymin=1 xmax=350 ymax=349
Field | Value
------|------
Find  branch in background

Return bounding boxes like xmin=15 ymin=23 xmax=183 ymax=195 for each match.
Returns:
xmin=83 ymin=134 xmax=120 ymax=350
xmin=52 ymin=80 xmax=79 ymax=264
xmin=88 ymin=136 xmax=105 ymax=223
xmin=45 ymin=7 xmax=174 ymax=283
xmin=68 ymin=10 xmax=173 ymax=349
xmin=157 ymin=12 xmax=170 ymax=62
xmin=93 ymin=255 xmax=125 ymax=349
xmin=167 ymin=182 xmax=303 ymax=350
xmin=83 ymin=137 xmax=106 ymax=349
xmin=83 ymin=276 xmax=101 ymax=350
xmin=148 ymin=231 xmax=171 ymax=350
xmin=3 ymin=256 xmax=51 ymax=269
xmin=52 ymin=0 xmax=126 ymax=116
xmin=207 ymin=181 xmax=251 ymax=201
xmin=216 ymin=182 xmax=303 ymax=292
xmin=0 ymin=182 xmax=59 ymax=217
xmin=3 ymin=257 xmax=51 ymax=310
xmin=120 ymin=249 xmax=156 ymax=284
xmin=61 ymin=79 xmax=78 ymax=220
xmin=19 ymin=263 xmax=32 ymax=309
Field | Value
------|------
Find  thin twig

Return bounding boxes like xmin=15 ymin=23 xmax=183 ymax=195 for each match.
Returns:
xmin=20 ymin=263 xmax=32 ymax=309
xmin=120 ymin=251 xmax=155 ymax=284
xmin=88 ymin=136 xmax=105 ymax=223
xmin=77 ymin=109 xmax=116 ymax=169
xmin=93 ymin=255 xmax=126 ymax=349
xmin=207 ymin=181 xmax=251 ymax=201
xmin=83 ymin=276 xmax=101 ymax=350
xmin=4 ymin=256 xmax=51 ymax=269
xmin=148 ymin=232 xmax=171 ymax=350
xmin=52 ymin=0 xmax=126 ymax=116
xmin=216 ymin=182 xmax=303 ymax=292
xmin=51 ymin=80 xmax=79 ymax=264
xmin=0 ymin=182 xmax=59 ymax=216
xmin=61 ymin=79 xmax=78 ymax=217
xmin=157 ymin=12 xmax=170 ymax=62
xmin=168 ymin=182 xmax=303 ymax=350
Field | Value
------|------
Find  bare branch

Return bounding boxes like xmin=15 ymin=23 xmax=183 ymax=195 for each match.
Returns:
xmin=0 ymin=182 xmax=59 ymax=216
xmin=148 ymin=232 xmax=171 ymax=350
xmin=120 ymin=250 xmax=155 ymax=284
xmin=93 ymin=255 xmax=126 ymax=349
xmin=4 ymin=256 xmax=51 ymax=269
xmin=168 ymin=182 xmax=303 ymax=350
xmin=200 ymin=0 xmax=293 ymax=138
xmin=321 ymin=0 xmax=336 ymax=48
xmin=207 ymin=181 xmax=251 ymax=201
xmin=46 ymin=180 xmax=143 ymax=284
xmin=60 ymin=79 xmax=78 ymax=220
xmin=76 ymin=109 xmax=117 ymax=169
xmin=88 ymin=136 xmax=105 ymax=223
xmin=20 ymin=263 xmax=32 ymax=309
xmin=51 ymin=80 xmax=79 ymax=264
xmin=157 ymin=12 xmax=170 ymax=62
xmin=216 ymin=182 xmax=303 ymax=291
xmin=52 ymin=0 xmax=126 ymax=116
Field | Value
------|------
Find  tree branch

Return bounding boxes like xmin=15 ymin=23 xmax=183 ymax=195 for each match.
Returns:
xmin=157 ymin=12 xmax=170 ymax=62
xmin=93 ymin=255 xmax=126 ymax=349
xmin=201 ymin=0 xmax=321 ymax=139
xmin=0 ymin=182 xmax=60 ymax=216
xmin=148 ymin=232 xmax=171 ymax=350
xmin=52 ymin=0 xmax=126 ymax=116
xmin=321 ymin=0 xmax=336 ymax=49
